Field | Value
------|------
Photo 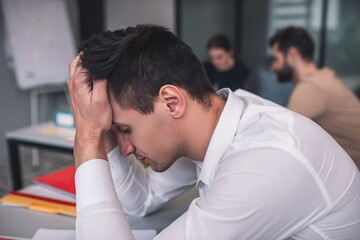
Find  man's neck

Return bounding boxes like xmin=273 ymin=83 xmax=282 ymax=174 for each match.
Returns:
xmin=293 ymin=61 xmax=317 ymax=84
xmin=182 ymin=94 xmax=226 ymax=161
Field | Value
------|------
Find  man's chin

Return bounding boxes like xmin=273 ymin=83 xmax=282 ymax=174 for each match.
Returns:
xmin=275 ymin=65 xmax=293 ymax=83
xmin=149 ymin=162 xmax=173 ymax=173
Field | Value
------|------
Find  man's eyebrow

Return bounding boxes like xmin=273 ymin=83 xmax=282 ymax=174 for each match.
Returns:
xmin=111 ymin=121 xmax=127 ymax=127
xmin=111 ymin=121 xmax=121 ymax=126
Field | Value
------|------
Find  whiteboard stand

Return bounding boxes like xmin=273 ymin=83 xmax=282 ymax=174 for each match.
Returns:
xmin=29 ymin=84 xmax=68 ymax=170
xmin=30 ymin=89 xmax=40 ymax=170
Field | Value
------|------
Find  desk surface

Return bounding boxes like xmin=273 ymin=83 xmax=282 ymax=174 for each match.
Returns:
xmin=0 ymin=187 xmax=198 ymax=238
xmin=6 ymin=121 xmax=75 ymax=149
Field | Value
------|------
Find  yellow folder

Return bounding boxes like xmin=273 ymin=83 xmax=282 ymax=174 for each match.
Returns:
xmin=0 ymin=193 xmax=76 ymax=217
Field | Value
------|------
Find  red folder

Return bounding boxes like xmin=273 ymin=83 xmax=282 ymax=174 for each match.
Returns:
xmin=33 ymin=166 xmax=76 ymax=197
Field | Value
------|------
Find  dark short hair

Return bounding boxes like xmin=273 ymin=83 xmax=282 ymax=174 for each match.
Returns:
xmin=268 ymin=27 xmax=314 ymax=61
xmin=79 ymin=25 xmax=215 ymax=114
xmin=206 ymin=34 xmax=232 ymax=52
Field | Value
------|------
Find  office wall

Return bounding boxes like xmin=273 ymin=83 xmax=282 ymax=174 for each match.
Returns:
xmin=242 ymin=0 xmax=293 ymax=104
xmin=0 ymin=10 xmax=31 ymax=165
xmin=0 ymin=0 xmax=78 ymax=166
xmin=179 ymin=0 xmax=235 ymax=62
xmin=241 ymin=0 xmax=269 ymax=75
xmin=241 ymin=0 xmax=270 ymax=95
xmin=105 ymin=0 xmax=175 ymax=32
xmin=325 ymin=0 xmax=360 ymax=92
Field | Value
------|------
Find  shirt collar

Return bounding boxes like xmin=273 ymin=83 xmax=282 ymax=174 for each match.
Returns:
xmin=196 ymin=88 xmax=244 ymax=187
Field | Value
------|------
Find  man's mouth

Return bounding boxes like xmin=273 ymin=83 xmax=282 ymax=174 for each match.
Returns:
xmin=136 ymin=155 xmax=147 ymax=164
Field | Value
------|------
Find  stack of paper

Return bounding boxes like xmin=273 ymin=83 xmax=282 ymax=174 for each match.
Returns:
xmin=0 ymin=189 xmax=76 ymax=217
xmin=0 ymin=165 xmax=77 ymax=217
xmin=20 ymin=184 xmax=75 ymax=203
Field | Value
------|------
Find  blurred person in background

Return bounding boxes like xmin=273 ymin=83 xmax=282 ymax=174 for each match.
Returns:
xmin=204 ymin=34 xmax=249 ymax=91
xmin=269 ymin=26 xmax=360 ymax=170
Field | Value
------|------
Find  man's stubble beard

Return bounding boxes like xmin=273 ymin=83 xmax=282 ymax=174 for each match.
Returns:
xmin=276 ymin=61 xmax=294 ymax=83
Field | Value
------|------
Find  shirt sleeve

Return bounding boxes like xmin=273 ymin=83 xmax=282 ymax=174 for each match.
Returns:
xmin=287 ymin=83 xmax=327 ymax=119
xmin=75 ymin=159 xmax=135 ymax=240
xmin=107 ymin=146 xmax=198 ymax=216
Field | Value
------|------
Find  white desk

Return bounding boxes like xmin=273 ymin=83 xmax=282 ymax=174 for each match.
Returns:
xmin=0 ymin=187 xmax=199 ymax=238
xmin=6 ymin=122 xmax=75 ymax=190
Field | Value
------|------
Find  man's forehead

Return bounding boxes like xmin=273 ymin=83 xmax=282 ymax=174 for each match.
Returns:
xmin=108 ymin=91 xmax=125 ymax=109
xmin=111 ymin=106 xmax=135 ymax=126
xmin=209 ymin=47 xmax=227 ymax=55
xmin=109 ymin=97 xmax=146 ymax=123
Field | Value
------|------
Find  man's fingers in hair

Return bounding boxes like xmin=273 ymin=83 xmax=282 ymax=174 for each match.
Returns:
xmin=68 ymin=55 xmax=89 ymax=115
xmin=67 ymin=78 xmax=77 ymax=115
xmin=91 ymin=79 xmax=108 ymax=104
xmin=69 ymin=55 xmax=81 ymax=78
xmin=68 ymin=57 xmax=79 ymax=114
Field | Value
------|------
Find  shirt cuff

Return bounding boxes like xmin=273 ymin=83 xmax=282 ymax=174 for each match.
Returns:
xmin=75 ymin=159 xmax=119 ymax=211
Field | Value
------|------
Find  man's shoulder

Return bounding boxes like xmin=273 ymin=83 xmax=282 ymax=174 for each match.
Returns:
xmin=293 ymin=80 xmax=318 ymax=91
xmin=319 ymin=67 xmax=336 ymax=77
xmin=288 ymin=82 xmax=324 ymax=114
xmin=303 ymin=67 xmax=336 ymax=84
xmin=234 ymin=88 xmax=282 ymax=108
xmin=291 ymin=79 xmax=322 ymax=101
xmin=294 ymin=67 xmax=347 ymax=99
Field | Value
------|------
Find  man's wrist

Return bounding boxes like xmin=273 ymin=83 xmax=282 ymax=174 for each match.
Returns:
xmin=74 ymin=131 xmax=108 ymax=169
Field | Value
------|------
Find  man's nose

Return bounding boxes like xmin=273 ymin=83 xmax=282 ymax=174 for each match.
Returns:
xmin=117 ymin=133 xmax=135 ymax=157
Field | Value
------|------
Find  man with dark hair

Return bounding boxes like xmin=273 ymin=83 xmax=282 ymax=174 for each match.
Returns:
xmin=68 ymin=25 xmax=360 ymax=239
xmin=204 ymin=34 xmax=249 ymax=91
xmin=269 ymin=26 xmax=360 ymax=170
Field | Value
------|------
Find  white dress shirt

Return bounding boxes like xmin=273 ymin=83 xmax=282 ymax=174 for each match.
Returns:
xmin=75 ymin=89 xmax=360 ymax=240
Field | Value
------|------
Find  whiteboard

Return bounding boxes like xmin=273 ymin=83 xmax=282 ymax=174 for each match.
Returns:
xmin=2 ymin=0 xmax=76 ymax=89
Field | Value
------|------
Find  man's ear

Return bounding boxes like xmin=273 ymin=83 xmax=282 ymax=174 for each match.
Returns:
xmin=158 ymin=85 xmax=185 ymax=119
xmin=286 ymin=46 xmax=300 ymax=66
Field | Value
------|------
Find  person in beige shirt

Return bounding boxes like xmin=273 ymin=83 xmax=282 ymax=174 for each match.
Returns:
xmin=269 ymin=26 xmax=360 ymax=170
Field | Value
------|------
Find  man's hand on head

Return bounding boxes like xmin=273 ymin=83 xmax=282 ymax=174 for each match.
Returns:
xmin=67 ymin=55 xmax=113 ymax=168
